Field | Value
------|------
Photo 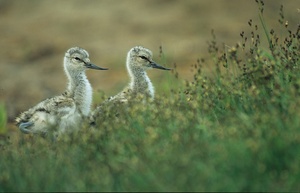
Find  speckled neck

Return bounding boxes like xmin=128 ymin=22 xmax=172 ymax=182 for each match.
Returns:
xmin=128 ymin=65 xmax=154 ymax=98
xmin=65 ymin=67 xmax=92 ymax=116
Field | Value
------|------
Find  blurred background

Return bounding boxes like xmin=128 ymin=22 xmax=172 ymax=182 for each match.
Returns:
xmin=0 ymin=0 xmax=298 ymax=126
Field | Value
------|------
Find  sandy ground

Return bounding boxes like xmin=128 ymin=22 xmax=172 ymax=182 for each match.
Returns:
xmin=0 ymin=0 xmax=299 ymax=126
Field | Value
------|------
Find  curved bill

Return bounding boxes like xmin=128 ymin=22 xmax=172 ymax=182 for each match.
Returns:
xmin=85 ymin=63 xmax=108 ymax=70
xmin=151 ymin=62 xmax=171 ymax=70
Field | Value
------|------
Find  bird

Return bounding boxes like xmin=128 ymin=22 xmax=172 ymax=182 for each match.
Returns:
xmin=91 ymin=45 xmax=170 ymax=121
xmin=15 ymin=47 xmax=108 ymax=136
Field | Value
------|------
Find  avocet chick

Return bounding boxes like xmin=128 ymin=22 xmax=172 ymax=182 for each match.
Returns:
xmin=15 ymin=47 xmax=108 ymax=136
xmin=92 ymin=46 xmax=170 ymax=119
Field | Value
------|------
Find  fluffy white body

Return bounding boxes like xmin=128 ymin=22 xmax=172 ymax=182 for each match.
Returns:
xmin=109 ymin=46 xmax=170 ymax=102
xmin=91 ymin=46 xmax=170 ymax=120
xmin=16 ymin=47 xmax=107 ymax=135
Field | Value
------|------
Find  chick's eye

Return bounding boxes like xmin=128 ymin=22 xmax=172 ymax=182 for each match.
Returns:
xmin=139 ymin=56 xmax=148 ymax=60
xmin=74 ymin=57 xmax=81 ymax=61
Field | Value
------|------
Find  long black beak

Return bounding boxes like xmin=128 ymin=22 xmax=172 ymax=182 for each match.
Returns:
xmin=85 ymin=63 xmax=108 ymax=70
xmin=151 ymin=62 xmax=171 ymax=70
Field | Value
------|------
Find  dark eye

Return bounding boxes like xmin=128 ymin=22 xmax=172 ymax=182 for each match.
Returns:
xmin=74 ymin=57 xmax=81 ymax=61
xmin=139 ymin=56 xmax=148 ymax=60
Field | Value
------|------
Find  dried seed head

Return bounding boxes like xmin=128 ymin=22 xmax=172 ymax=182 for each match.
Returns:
xmin=248 ymin=19 xmax=252 ymax=27
xmin=240 ymin=31 xmax=244 ymax=38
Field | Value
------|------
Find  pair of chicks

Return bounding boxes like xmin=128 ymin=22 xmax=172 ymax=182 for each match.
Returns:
xmin=15 ymin=46 xmax=170 ymax=136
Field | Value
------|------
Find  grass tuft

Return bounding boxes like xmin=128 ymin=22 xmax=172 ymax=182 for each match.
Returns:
xmin=0 ymin=102 xmax=7 ymax=135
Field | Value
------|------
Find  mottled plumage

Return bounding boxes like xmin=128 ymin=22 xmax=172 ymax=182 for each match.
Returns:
xmin=91 ymin=46 xmax=170 ymax=121
xmin=16 ymin=47 xmax=107 ymax=135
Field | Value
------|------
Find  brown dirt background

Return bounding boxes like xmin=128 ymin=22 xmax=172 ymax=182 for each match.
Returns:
xmin=0 ymin=0 xmax=299 ymax=128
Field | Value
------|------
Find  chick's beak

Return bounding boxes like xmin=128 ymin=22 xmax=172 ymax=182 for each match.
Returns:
xmin=150 ymin=61 xmax=171 ymax=70
xmin=85 ymin=63 xmax=108 ymax=70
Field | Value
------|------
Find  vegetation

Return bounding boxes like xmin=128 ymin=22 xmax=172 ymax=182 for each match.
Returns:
xmin=0 ymin=1 xmax=299 ymax=191
xmin=0 ymin=103 xmax=7 ymax=135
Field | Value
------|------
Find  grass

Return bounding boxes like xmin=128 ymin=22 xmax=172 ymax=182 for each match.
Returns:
xmin=1 ymin=1 xmax=300 ymax=191
xmin=0 ymin=103 xmax=7 ymax=135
